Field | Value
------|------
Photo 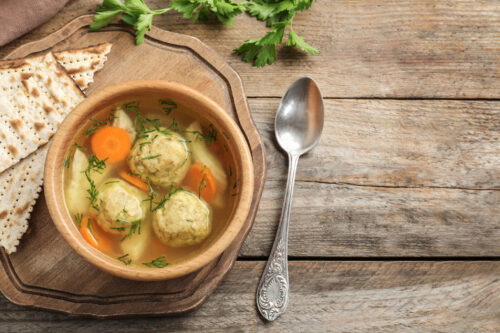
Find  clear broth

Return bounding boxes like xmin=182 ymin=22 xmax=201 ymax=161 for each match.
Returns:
xmin=62 ymin=98 xmax=238 ymax=267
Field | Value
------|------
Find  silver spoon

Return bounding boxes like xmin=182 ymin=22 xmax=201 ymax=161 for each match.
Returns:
xmin=256 ymin=77 xmax=324 ymax=321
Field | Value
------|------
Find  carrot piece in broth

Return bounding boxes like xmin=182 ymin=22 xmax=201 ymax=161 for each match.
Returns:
xmin=90 ymin=126 xmax=131 ymax=163
xmin=119 ymin=170 xmax=149 ymax=192
xmin=80 ymin=216 xmax=111 ymax=253
xmin=183 ymin=162 xmax=217 ymax=203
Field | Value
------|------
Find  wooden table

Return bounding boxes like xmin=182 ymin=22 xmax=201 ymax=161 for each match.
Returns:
xmin=1 ymin=0 xmax=499 ymax=331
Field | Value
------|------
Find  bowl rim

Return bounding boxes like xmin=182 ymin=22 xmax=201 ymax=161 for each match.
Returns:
xmin=44 ymin=80 xmax=254 ymax=281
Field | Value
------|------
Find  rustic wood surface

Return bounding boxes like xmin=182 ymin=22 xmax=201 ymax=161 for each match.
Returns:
xmin=0 ymin=261 xmax=498 ymax=332
xmin=1 ymin=0 xmax=499 ymax=331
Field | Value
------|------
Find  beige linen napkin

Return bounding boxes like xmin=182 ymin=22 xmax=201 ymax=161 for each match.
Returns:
xmin=0 ymin=0 xmax=69 ymax=47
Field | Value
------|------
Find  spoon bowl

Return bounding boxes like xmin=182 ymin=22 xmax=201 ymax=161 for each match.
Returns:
xmin=275 ymin=77 xmax=324 ymax=155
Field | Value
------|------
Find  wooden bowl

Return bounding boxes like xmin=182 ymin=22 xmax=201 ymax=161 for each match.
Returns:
xmin=44 ymin=80 xmax=254 ymax=281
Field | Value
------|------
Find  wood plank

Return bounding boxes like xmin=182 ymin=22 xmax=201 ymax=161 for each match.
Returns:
xmin=253 ymin=99 xmax=500 ymax=189
xmin=0 ymin=261 xmax=498 ymax=331
xmin=244 ymin=180 xmax=500 ymax=257
xmin=239 ymin=98 xmax=500 ymax=257
xmin=2 ymin=0 xmax=499 ymax=98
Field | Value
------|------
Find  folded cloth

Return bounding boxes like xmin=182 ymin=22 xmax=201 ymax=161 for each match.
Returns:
xmin=0 ymin=0 xmax=69 ymax=47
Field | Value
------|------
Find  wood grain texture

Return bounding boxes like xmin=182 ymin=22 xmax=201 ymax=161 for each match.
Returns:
xmin=253 ymin=99 xmax=500 ymax=189
xmin=241 ymin=98 xmax=500 ymax=257
xmin=0 ymin=261 xmax=498 ymax=332
xmin=1 ymin=0 xmax=499 ymax=98
xmin=0 ymin=16 xmax=266 ymax=317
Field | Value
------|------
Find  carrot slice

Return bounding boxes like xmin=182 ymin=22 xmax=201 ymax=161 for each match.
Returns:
xmin=80 ymin=215 xmax=111 ymax=253
xmin=90 ymin=126 xmax=131 ymax=163
xmin=119 ymin=170 xmax=149 ymax=192
xmin=183 ymin=162 xmax=217 ymax=203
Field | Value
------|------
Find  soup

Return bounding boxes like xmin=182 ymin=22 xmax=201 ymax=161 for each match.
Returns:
xmin=62 ymin=98 xmax=238 ymax=268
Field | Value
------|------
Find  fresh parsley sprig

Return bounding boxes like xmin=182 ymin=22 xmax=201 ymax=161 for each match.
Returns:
xmin=91 ymin=0 xmax=319 ymax=66
xmin=170 ymin=0 xmax=245 ymax=26
xmin=236 ymin=0 xmax=319 ymax=66
xmin=90 ymin=0 xmax=170 ymax=44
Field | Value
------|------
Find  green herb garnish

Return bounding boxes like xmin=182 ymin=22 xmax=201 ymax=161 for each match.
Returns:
xmin=63 ymin=152 xmax=72 ymax=169
xmin=159 ymin=99 xmax=177 ymax=115
xmin=169 ymin=118 xmax=179 ymax=132
xmin=141 ymin=154 xmax=161 ymax=160
xmin=198 ymin=173 xmax=207 ymax=198
xmin=118 ymin=254 xmax=132 ymax=265
xmin=90 ymin=0 xmax=170 ymax=44
xmin=105 ymin=180 xmax=120 ymax=185
xmin=143 ymin=176 xmax=158 ymax=212
xmin=84 ymin=154 xmax=107 ymax=211
xmin=74 ymin=213 xmax=83 ymax=227
xmin=189 ymin=123 xmax=217 ymax=146
xmin=90 ymin=0 xmax=319 ymax=67
xmin=84 ymin=118 xmax=107 ymax=136
xmin=143 ymin=256 xmax=169 ymax=268
xmin=73 ymin=142 xmax=88 ymax=151
xmin=121 ymin=219 xmax=142 ymax=241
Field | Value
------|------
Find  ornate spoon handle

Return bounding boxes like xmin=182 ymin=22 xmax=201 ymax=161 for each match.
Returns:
xmin=256 ymin=153 xmax=299 ymax=321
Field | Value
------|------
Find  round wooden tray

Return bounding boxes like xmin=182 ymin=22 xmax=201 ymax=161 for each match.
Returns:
xmin=0 ymin=15 xmax=266 ymax=317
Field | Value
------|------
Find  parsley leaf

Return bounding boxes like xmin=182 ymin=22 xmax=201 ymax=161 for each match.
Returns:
xmin=91 ymin=0 xmax=319 ymax=65
xmin=171 ymin=0 xmax=245 ymax=26
xmin=90 ymin=0 xmax=170 ymax=45
xmin=236 ymin=0 xmax=319 ymax=66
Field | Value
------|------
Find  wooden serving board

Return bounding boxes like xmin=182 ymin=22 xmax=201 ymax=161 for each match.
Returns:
xmin=0 ymin=15 xmax=266 ymax=317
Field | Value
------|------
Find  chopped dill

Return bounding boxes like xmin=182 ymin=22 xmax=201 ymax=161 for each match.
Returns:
xmin=229 ymin=166 xmax=232 ymax=177
xmin=111 ymin=226 xmax=125 ymax=232
xmin=116 ymin=218 xmax=130 ymax=224
xmin=104 ymin=180 xmax=120 ymax=185
xmin=84 ymin=154 xmax=107 ymax=211
xmin=141 ymin=154 xmax=161 ymax=160
xmin=86 ymin=217 xmax=94 ymax=232
xmin=84 ymin=118 xmax=107 ymax=136
xmin=143 ymin=176 xmax=158 ymax=212
xmin=121 ymin=219 xmax=142 ymax=241
xmin=222 ymin=132 xmax=229 ymax=139
xmin=185 ymin=219 xmax=194 ymax=223
xmin=152 ymin=186 xmax=182 ymax=212
xmin=169 ymin=118 xmax=179 ymax=132
xmin=90 ymin=118 xmax=107 ymax=125
xmin=198 ymin=173 xmax=207 ymax=198
xmin=159 ymin=99 xmax=177 ymax=115
xmin=223 ymin=144 xmax=229 ymax=152
xmin=139 ymin=141 xmax=152 ymax=147
xmin=117 ymin=254 xmax=131 ymax=265
xmin=143 ymin=256 xmax=169 ymax=268
xmin=74 ymin=213 xmax=83 ymax=227
xmin=73 ymin=142 xmax=88 ymax=151
xmin=190 ymin=124 xmax=217 ymax=146
xmin=63 ymin=152 xmax=72 ymax=169
xmin=232 ymin=192 xmax=239 ymax=197
xmin=233 ymin=178 xmax=239 ymax=189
